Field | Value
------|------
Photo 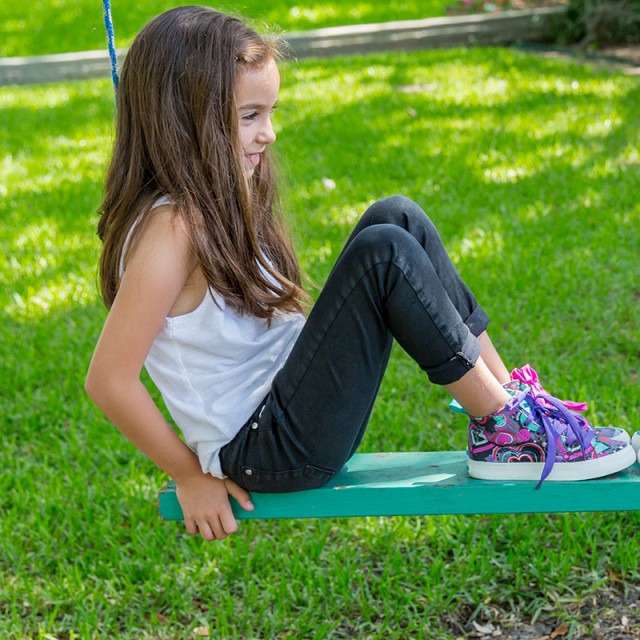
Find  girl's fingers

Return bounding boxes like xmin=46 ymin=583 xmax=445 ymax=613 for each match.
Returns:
xmin=195 ymin=518 xmax=218 ymax=542
xmin=185 ymin=512 xmax=224 ymax=541
xmin=225 ymin=480 xmax=255 ymax=511
xmin=181 ymin=478 xmax=247 ymax=540
xmin=209 ymin=516 xmax=229 ymax=541
xmin=184 ymin=517 xmax=198 ymax=536
xmin=220 ymin=510 xmax=239 ymax=537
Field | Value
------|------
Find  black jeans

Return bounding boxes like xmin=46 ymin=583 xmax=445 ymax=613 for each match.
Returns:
xmin=219 ymin=196 xmax=489 ymax=492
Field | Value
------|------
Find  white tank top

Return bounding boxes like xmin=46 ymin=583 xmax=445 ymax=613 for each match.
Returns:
xmin=122 ymin=198 xmax=305 ymax=477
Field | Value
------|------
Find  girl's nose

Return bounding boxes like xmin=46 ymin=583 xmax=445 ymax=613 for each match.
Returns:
xmin=258 ymin=118 xmax=276 ymax=145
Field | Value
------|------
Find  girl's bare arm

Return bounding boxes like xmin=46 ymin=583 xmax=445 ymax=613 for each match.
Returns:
xmin=86 ymin=207 xmax=253 ymax=540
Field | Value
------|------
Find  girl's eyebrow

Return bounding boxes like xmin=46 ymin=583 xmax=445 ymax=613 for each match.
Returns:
xmin=239 ymin=100 xmax=279 ymax=111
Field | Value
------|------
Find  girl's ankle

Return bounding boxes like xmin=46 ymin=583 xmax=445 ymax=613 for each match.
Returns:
xmin=467 ymin=389 xmax=512 ymax=420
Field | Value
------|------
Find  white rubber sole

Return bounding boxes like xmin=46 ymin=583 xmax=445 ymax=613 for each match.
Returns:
xmin=468 ymin=443 xmax=637 ymax=482
xmin=632 ymin=431 xmax=640 ymax=452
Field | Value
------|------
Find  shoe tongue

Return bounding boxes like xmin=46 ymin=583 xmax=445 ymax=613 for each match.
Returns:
xmin=505 ymin=389 xmax=531 ymax=411
xmin=503 ymin=380 xmax=523 ymax=396
xmin=548 ymin=415 xmax=575 ymax=442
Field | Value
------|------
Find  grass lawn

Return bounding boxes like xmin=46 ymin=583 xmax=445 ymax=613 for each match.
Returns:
xmin=1 ymin=46 xmax=639 ymax=638
xmin=0 ymin=0 xmax=451 ymax=57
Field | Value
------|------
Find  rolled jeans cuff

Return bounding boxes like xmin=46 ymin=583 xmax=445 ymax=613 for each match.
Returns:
xmin=424 ymin=329 xmax=482 ymax=385
xmin=465 ymin=304 xmax=490 ymax=338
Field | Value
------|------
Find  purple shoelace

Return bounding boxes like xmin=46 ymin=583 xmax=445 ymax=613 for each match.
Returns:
xmin=506 ymin=391 xmax=592 ymax=489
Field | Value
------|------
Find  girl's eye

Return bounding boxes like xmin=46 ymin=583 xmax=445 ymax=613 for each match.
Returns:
xmin=242 ymin=112 xmax=258 ymax=121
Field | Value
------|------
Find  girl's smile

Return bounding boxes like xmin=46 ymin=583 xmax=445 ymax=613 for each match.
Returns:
xmin=245 ymin=152 xmax=262 ymax=169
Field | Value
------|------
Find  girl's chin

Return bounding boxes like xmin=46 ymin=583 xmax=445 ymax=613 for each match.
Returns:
xmin=243 ymin=158 xmax=257 ymax=177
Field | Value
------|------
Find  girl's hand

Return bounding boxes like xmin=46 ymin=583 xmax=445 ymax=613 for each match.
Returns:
xmin=176 ymin=473 xmax=254 ymax=541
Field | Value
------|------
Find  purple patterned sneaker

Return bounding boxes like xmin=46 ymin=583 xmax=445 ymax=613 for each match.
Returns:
xmin=467 ymin=391 xmax=635 ymax=488
xmin=449 ymin=373 xmax=630 ymax=444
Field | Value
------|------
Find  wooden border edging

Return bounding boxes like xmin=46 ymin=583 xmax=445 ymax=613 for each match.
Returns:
xmin=0 ymin=49 xmax=129 ymax=88
xmin=285 ymin=6 xmax=566 ymax=58
xmin=0 ymin=6 xmax=566 ymax=87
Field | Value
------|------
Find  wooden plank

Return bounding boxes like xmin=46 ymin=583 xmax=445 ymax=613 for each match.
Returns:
xmin=158 ymin=451 xmax=640 ymax=521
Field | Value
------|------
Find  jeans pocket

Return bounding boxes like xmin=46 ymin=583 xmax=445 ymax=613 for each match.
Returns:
xmin=238 ymin=464 xmax=334 ymax=494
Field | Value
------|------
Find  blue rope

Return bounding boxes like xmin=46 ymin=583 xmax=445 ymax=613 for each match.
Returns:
xmin=102 ymin=0 xmax=119 ymax=95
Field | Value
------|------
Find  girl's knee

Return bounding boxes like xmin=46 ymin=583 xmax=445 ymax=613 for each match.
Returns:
xmin=376 ymin=194 xmax=419 ymax=212
xmin=352 ymin=223 xmax=408 ymax=248
xmin=346 ymin=224 xmax=419 ymax=269
xmin=364 ymin=195 xmax=435 ymax=231
xmin=365 ymin=194 xmax=414 ymax=219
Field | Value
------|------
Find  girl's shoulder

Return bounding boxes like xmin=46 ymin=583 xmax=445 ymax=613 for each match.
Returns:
xmin=121 ymin=199 xmax=193 ymax=276
xmin=128 ymin=202 xmax=208 ymax=318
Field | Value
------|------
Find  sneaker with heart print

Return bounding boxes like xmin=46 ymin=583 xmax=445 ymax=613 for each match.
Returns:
xmin=450 ymin=364 xmax=630 ymax=444
xmin=467 ymin=390 xmax=635 ymax=488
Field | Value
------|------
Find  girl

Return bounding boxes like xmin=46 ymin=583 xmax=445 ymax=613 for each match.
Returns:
xmin=86 ymin=5 xmax=635 ymax=542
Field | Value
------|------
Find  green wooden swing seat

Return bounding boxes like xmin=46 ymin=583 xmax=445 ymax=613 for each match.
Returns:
xmin=158 ymin=450 xmax=640 ymax=521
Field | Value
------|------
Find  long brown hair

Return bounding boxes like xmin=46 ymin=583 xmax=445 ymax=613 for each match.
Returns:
xmin=97 ymin=5 xmax=306 ymax=318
